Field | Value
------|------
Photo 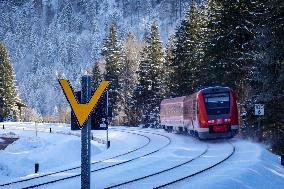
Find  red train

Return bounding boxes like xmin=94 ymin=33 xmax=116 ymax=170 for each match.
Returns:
xmin=160 ymin=87 xmax=239 ymax=139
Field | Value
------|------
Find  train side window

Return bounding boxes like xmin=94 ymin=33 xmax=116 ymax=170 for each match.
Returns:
xmin=197 ymin=103 xmax=199 ymax=114
xmin=193 ymin=99 xmax=197 ymax=114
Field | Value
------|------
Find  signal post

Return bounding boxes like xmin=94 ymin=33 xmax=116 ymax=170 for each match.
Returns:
xmin=59 ymin=76 xmax=109 ymax=189
xmin=81 ymin=75 xmax=92 ymax=189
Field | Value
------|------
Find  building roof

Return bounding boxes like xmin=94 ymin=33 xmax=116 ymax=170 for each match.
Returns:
xmin=16 ymin=100 xmax=27 ymax=108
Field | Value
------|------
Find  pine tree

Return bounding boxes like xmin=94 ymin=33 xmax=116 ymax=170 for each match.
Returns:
xmin=120 ymin=33 xmax=143 ymax=126
xmin=102 ymin=23 xmax=123 ymax=120
xmin=91 ymin=63 xmax=102 ymax=90
xmin=164 ymin=34 xmax=175 ymax=97
xmin=171 ymin=0 xmax=203 ymax=96
xmin=204 ymin=0 xmax=257 ymax=89
xmin=0 ymin=43 xmax=18 ymax=121
xmin=135 ymin=22 xmax=165 ymax=127
xmin=245 ymin=0 xmax=284 ymax=144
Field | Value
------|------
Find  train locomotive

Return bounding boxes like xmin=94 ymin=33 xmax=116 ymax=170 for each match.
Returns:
xmin=160 ymin=86 xmax=239 ymax=139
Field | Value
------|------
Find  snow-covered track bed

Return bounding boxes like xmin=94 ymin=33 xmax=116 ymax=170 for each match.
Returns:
xmin=0 ymin=128 xmax=171 ymax=189
xmin=0 ymin=128 xmax=150 ymax=188
xmin=105 ymin=144 xmax=209 ymax=189
xmin=104 ymin=140 xmax=234 ymax=189
xmin=154 ymin=140 xmax=235 ymax=189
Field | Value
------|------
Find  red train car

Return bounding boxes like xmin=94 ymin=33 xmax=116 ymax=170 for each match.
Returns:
xmin=160 ymin=86 xmax=239 ymax=139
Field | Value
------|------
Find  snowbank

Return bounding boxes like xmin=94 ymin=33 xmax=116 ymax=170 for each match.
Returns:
xmin=0 ymin=131 xmax=19 ymax=138
xmin=0 ymin=129 xmax=103 ymax=183
xmin=174 ymin=139 xmax=284 ymax=189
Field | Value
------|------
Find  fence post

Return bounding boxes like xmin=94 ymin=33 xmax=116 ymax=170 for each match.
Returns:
xmin=50 ymin=128 xmax=52 ymax=133
xmin=2 ymin=125 xmax=4 ymax=129
xmin=107 ymin=140 xmax=110 ymax=148
xmin=35 ymin=163 xmax=39 ymax=173
xmin=281 ymin=155 xmax=284 ymax=166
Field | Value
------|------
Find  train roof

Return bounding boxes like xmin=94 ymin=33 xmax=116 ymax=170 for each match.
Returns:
xmin=199 ymin=86 xmax=231 ymax=94
xmin=161 ymin=86 xmax=232 ymax=105
xmin=161 ymin=96 xmax=187 ymax=104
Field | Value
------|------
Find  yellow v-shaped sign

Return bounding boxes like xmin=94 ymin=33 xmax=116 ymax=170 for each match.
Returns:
xmin=59 ymin=79 xmax=109 ymax=128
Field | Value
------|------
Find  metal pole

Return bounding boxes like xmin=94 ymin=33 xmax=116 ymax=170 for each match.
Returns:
xmin=106 ymin=90 xmax=110 ymax=149
xmin=278 ymin=125 xmax=280 ymax=140
xmin=106 ymin=128 xmax=109 ymax=149
xmin=258 ymin=117 xmax=261 ymax=141
xmin=81 ymin=75 xmax=91 ymax=189
xmin=35 ymin=122 xmax=37 ymax=137
xmin=106 ymin=90 xmax=109 ymax=119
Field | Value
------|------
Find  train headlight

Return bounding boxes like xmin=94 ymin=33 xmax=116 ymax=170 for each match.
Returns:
xmin=208 ymin=120 xmax=215 ymax=124
xmin=224 ymin=118 xmax=231 ymax=122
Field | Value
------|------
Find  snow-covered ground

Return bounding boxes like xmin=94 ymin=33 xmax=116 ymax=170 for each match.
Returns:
xmin=172 ymin=139 xmax=284 ymax=189
xmin=0 ymin=122 xmax=283 ymax=189
xmin=0 ymin=129 xmax=103 ymax=183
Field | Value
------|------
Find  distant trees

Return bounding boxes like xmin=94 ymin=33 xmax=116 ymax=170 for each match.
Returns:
xmin=101 ymin=23 xmax=123 ymax=121
xmin=170 ymin=1 xmax=203 ymax=96
xmin=164 ymin=34 xmax=175 ymax=97
xmin=99 ymin=22 xmax=167 ymax=127
xmin=99 ymin=24 xmax=147 ymax=126
xmin=243 ymin=0 xmax=284 ymax=151
xmin=91 ymin=63 xmax=102 ymax=90
xmin=134 ymin=22 xmax=166 ymax=127
xmin=0 ymin=43 xmax=18 ymax=121
xmin=119 ymin=33 xmax=143 ymax=125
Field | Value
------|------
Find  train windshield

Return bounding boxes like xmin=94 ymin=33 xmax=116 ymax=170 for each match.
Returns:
xmin=204 ymin=93 xmax=230 ymax=115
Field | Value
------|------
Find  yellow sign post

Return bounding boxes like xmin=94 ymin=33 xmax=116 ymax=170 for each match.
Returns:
xmin=58 ymin=79 xmax=109 ymax=128
xmin=59 ymin=77 xmax=109 ymax=189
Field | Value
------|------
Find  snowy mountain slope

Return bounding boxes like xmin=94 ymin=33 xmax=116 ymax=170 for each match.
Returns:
xmin=0 ymin=0 xmax=191 ymax=115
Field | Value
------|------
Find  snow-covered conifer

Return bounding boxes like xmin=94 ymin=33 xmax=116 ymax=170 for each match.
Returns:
xmin=135 ymin=22 xmax=165 ymax=127
xmin=0 ymin=43 xmax=18 ymax=121
xmin=102 ymin=23 xmax=123 ymax=120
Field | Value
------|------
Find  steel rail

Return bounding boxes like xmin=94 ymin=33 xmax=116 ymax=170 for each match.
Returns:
xmin=105 ymin=144 xmax=209 ymax=189
xmin=153 ymin=141 xmax=235 ymax=189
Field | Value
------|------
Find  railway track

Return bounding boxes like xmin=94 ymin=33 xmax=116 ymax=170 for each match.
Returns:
xmin=0 ymin=127 xmax=171 ymax=189
xmin=153 ymin=141 xmax=235 ymax=189
xmin=0 ymin=127 xmax=150 ymax=188
xmin=105 ymin=140 xmax=235 ymax=189
xmin=105 ymin=145 xmax=209 ymax=189
xmin=1 ymin=126 xmax=235 ymax=189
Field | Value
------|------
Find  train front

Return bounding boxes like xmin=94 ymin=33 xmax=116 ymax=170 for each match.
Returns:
xmin=197 ymin=87 xmax=239 ymax=139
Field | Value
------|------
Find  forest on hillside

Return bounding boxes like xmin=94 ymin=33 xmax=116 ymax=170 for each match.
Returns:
xmin=0 ymin=0 xmax=191 ymax=116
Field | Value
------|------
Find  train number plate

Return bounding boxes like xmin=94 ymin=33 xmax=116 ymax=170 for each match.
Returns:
xmin=213 ymin=125 xmax=227 ymax=133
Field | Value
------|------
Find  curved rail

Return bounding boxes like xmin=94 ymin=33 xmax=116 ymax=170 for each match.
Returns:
xmin=153 ymin=141 xmax=235 ymax=189
xmin=2 ymin=128 xmax=172 ymax=189
xmin=105 ymin=144 xmax=209 ymax=189
xmin=0 ymin=128 xmax=150 ymax=187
